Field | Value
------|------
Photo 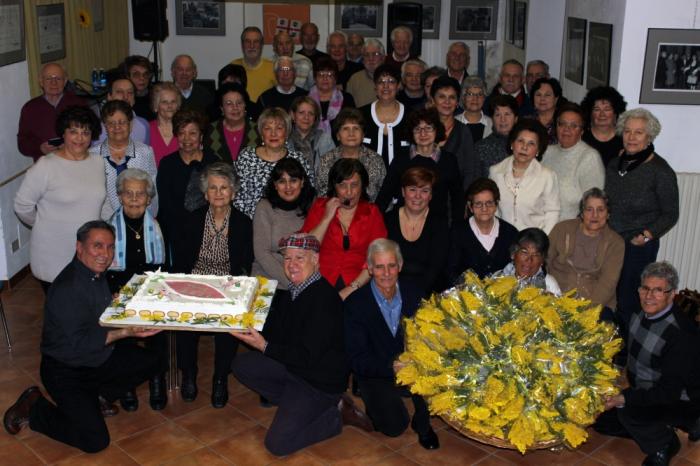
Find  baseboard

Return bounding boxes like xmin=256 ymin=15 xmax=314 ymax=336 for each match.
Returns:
xmin=3 ymin=265 xmax=31 ymax=291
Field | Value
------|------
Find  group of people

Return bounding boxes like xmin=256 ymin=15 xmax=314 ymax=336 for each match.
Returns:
xmin=6 ymin=22 xmax=698 ymax=465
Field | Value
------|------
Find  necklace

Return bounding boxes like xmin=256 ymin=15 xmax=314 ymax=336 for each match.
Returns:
xmin=400 ymin=207 xmax=429 ymax=237
xmin=126 ymin=222 xmax=143 ymax=240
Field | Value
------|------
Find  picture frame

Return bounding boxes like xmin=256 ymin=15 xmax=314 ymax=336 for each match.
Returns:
xmin=91 ymin=0 xmax=104 ymax=32
xmin=564 ymin=17 xmax=587 ymax=85
xmin=0 ymin=0 xmax=25 ymax=66
xmin=586 ymin=22 xmax=612 ymax=90
xmin=398 ymin=0 xmax=440 ymax=40
xmin=640 ymin=28 xmax=700 ymax=105
xmin=513 ymin=0 xmax=527 ymax=49
xmin=175 ymin=0 xmax=225 ymax=37
xmin=36 ymin=3 xmax=65 ymax=63
xmin=449 ymin=0 xmax=499 ymax=41
xmin=334 ymin=3 xmax=383 ymax=38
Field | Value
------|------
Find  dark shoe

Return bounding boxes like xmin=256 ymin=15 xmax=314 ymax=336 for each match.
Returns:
xmin=99 ymin=396 xmax=119 ymax=417
xmin=642 ymin=432 xmax=680 ymax=466
xmin=149 ymin=375 xmax=167 ymax=411
xmin=688 ymin=416 xmax=700 ymax=442
xmin=351 ymin=377 xmax=361 ymax=397
xmin=259 ymin=395 xmax=273 ymax=408
xmin=4 ymin=386 xmax=42 ymax=435
xmin=181 ymin=371 xmax=198 ymax=402
xmin=418 ymin=427 xmax=440 ymax=450
xmin=339 ymin=393 xmax=373 ymax=432
xmin=211 ymin=375 xmax=228 ymax=408
xmin=120 ymin=390 xmax=139 ymax=412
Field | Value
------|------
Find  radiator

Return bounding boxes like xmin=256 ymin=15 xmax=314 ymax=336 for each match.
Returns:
xmin=658 ymin=172 xmax=700 ymax=291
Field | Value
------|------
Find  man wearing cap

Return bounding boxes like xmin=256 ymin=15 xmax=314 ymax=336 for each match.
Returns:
xmin=232 ymin=233 xmax=372 ymax=456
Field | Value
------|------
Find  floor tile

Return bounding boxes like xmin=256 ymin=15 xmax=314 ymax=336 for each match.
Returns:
xmin=495 ymin=444 xmax=586 ymax=466
xmin=0 ymin=439 xmax=44 ymax=466
xmin=159 ymin=447 xmax=234 ymax=465
xmin=174 ymin=405 xmax=257 ymax=445
xmin=228 ymin=389 xmax=278 ymax=425
xmin=270 ymin=451 xmax=327 ymax=465
xmin=22 ymin=433 xmax=83 ymax=464
xmin=472 ymin=455 xmax=517 ymax=465
xmin=210 ymin=425 xmax=280 ymax=466
xmin=305 ymin=428 xmax=396 ymax=464
xmin=104 ymin=405 xmax=168 ymax=441
xmin=370 ymin=452 xmax=421 ymax=465
xmin=52 ymin=445 xmax=139 ymax=465
xmin=397 ymin=430 xmax=489 ymax=465
xmin=116 ymin=421 xmax=204 ymax=465
xmin=589 ymin=437 xmax=647 ymax=466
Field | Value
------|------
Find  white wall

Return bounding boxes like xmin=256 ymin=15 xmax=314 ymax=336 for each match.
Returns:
xmin=0 ymin=61 xmax=33 ymax=280
xmin=525 ymin=0 xmax=565 ymax=78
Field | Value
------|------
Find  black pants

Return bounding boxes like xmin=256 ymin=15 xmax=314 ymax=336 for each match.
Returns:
xmin=232 ymin=351 xmax=342 ymax=456
xmin=177 ymin=331 xmax=238 ymax=377
xmin=28 ymin=344 xmax=159 ymax=453
xmin=617 ymin=402 xmax=700 ymax=454
xmin=616 ymin=239 xmax=660 ymax=330
xmin=358 ymin=376 xmax=430 ymax=437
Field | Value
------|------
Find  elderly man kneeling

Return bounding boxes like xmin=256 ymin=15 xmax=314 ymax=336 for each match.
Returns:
xmin=231 ymin=233 xmax=372 ymax=456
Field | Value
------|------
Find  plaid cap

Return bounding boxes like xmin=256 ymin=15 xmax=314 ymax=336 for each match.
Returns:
xmin=278 ymin=233 xmax=321 ymax=253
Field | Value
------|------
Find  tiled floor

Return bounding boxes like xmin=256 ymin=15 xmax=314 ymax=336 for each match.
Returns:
xmin=1 ymin=275 xmax=699 ymax=465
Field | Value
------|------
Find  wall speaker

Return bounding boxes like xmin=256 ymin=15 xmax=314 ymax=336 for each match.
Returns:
xmin=132 ymin=0 xmax=168 ymax=42
xmin=387 ymin=3 xmax=423 ymax=58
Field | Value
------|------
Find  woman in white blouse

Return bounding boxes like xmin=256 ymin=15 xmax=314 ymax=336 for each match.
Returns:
xmin=489 ymin=119 xmax=560 ymax=234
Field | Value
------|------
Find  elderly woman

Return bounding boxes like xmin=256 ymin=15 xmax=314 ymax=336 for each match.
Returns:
xmin=581 ymin=86 xmax=627 ymax=167
xmin=529 ymin=77 xmax=565 ymax=145
xmin=308 ymin=57 xmax=355 ymax=134
xmin=605 ymin=108 xmax=679 ymax=329
xmin=359 ymin=64 xmax=410 ymax=168
xmin=90 ymin=100 xmax=158 ymax=220
xmin=204 ymin=82 xmax=258 ymax=165
xmin=377 ymin=107 xmax=464 ymax=222
xmin=548 ymin=188 xmax=624 ymax=309
xmin=496 ymin=228 xmax=561 ymax=294
xmin=174 ymin=162 xmax=253 ymax=408
xmin=301 ymin=159 xmax=387 ymax=300
xmin=456 ymin=76 xmax=493 ymax=143
xmin=447 ymin=178 xmax=518 ymax=282
xmin=157 ymin=109 xmax=218 ymax=262
xmin=106 ymin=168 xmax=168 ymax=410
xmin=317 ymin=108 xmax=385 ymax=201
xmin=384 ymin=167 xmax=448 ymax=294
xmin=149 ymin=82 xmax=182 ymax=166
xmin=233 ymin=107 xmax=315 ymax=219
xmin=432 ymin=75 xmax=478 ymax=190
xmin=15 ymin=106 xmax=105 ymax=291
xmin=476 ymin=95 xmax=519 ymax=177
xmin=489 ymin=119 xmax=560 ymax=234
xmin=287 ymin=96 xmax=335 ymax=172
xmin=542 ymin=103 xmax=605 ymax=221
xmin=252 ymin=158 xmax=316 ymax=289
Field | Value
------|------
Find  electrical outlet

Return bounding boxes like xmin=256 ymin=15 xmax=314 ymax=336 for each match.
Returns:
xmin=11 ymin=239 xmax=19 ymax=253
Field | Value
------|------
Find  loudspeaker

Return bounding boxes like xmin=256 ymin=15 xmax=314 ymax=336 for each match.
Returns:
xmin=132 ymin=0 xmax=168 ymax=42
xmin=387 ymin=3 xmax=423 ymax=58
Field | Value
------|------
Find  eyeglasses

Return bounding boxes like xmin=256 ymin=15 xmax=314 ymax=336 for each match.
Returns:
xmin=638 ymin=286 xmax=673 ymax=297
xmin=106 ymin=120 xmax=129 ymax=128
xmin=516 ymin=249 xmax=543 ymax=260
xmin=42 ymin=75 xmax=64 ymax=82
xmin=363 ymin=52 xmax=383 ymax=58
xmin=278 ymin=66 xmax=293 ymax=72
xmin=557 ymin=121 xmax=583 ymax=129
xmin=122 ymin=190 xmax=147 ymax=199
xmin=471 ymin=201 xmax=495 ymax=209
xmin=378 ymin=78 xmax=397 ymax=86
xmin=465 ymin=92 xmax=485 ymax=98
xmin=413 ymin=125 xmax=435 ymax=134
xmin=317 ymin=71 xmax=335 ymax=79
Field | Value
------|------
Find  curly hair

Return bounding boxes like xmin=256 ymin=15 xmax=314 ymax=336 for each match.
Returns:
xmin=580 ymin=86 xmax=627 ymax=128
xmin=507 ymin=119 xmax=548 ymax=157
xmin=56 ymin=105 xmax=102 ymax=140
xmin=172 ymin=109 xmax=207 ymax=135
xmin=405 ymin=107 xmax=445 ymax=144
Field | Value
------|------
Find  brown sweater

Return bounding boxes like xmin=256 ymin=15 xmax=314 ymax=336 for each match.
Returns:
xmin=547 ymin=219 xmax=624 ymax=309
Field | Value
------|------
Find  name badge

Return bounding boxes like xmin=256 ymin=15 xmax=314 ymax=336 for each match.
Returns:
xmin=400 ymin=140 xmax=410 ymax=147
xmin=363 ymin=138 xmax=371 ymax=144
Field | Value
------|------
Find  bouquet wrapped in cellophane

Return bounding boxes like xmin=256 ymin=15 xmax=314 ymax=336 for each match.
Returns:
xmin=396 ymin=271 xmax=623 ymax=454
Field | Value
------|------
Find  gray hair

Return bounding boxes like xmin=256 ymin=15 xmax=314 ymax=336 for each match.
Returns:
xmin=367 ymin=238 xmax=403 ymax=267
xmin=641 ymin=261 xmax=679 ymax=291
xmin=526 ymin=59 xmax=550 ymax=74
xmin=616 ymin=108 xmax=662 ymax=142
xmin=150 ymin=81 xmax=182 ymax=113
xmin=171 ymin=54 xmax=196 ymax=71
xmin=257 ymin=107 xmax=292 ymax=137
xmin=509 ymin=228 xmax=549 ymax=257
xmin=578 ymin=187 xmax=609 ymax=218
xmin=273 ymin=56 xmax=296 ymax=73
xmin=401 ymin=58 xmax=427 ymax=76
xmin=363 ymin=38 xmax=385 ymax=56
xmin=199 ymin=162 xmax=239 ymax=195
xmin=461 ymin=76 xmax=487 ymax=99
xmin=327 ymin=30 xmax=347 ymax=47
xmin=116 ymin=168 xmax=156 ymax=199
xmin=390 ymin=26 xmax=413 ymax=45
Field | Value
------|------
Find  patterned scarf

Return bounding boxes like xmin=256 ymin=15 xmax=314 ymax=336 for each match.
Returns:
xmin=109 ymin=207 xmax=165 ymax=271
xmin=308 ymin=85 xmax=344 ymax=133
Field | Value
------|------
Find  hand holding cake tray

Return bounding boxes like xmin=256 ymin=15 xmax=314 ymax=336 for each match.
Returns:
xmin=99 ymin=270 xmax=278 ymax=332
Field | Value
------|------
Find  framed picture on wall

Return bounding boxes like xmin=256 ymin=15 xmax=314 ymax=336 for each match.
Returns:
xmin=334 ymin=3 xmax=383 ymax=38
xmin=640 ymin=28 xmax=700 ymax=105
xmin=513 ymin=0 xmax=527 ymax=49
xmin=0 ymin=0 xmax=25 ymax=66
xmin=564 ymin=17 xmax=586 ymax=85
xmin=36 ymin=4 xmax=65 ymax=63
xmin=449 ymin=0 xmax=499 ymax=41
xmin=175 ymin=0 xmax=226 ymax=36
xmin=399 ymin=0 xmax=441 ymax=39
xmin=586 ymin=22 xmax=612 ymax=89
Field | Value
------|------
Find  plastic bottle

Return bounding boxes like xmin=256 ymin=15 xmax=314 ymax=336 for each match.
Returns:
xmin=99 ymin=68 xmax=107 ymax=89
xmin=91 ymin=68 xmax=99 ymax=91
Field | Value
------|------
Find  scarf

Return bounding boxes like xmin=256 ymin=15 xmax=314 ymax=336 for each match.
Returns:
xmin=618 ymin=143 xmax=654 ymax=176
xmin=109 ymin=207 xmax=166 ymax=271
xmin=309 ymin=85 xmax=344 ymax=133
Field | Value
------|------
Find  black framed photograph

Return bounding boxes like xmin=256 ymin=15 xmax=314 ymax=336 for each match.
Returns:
xmin=334 ymin=3 xmax=383 ymax=38
xmin=175 ymin=0 xmax=225 ymax=36
xmin=412 ymin=0 xmax=440 ymax=40
xmin=640 ymin=28 xmax=700 ymax=105
xmin=586 ymin=22 xmax=613 ymax=89
xmin=513 ymin=0 xmax=527 ymax=49
xmin=36 ymin=3 xmax=65 ymax=63
xmin=449 ymin=0 xmax=499 ymax=41
xmin=0 ymin=0 xmax=25 ymax=66
xmin=565 ymin=17 xmax=587 ymax=85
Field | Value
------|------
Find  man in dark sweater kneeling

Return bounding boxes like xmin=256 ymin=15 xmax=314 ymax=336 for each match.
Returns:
xmin=232 ymin=233 xmax=372 ymax=456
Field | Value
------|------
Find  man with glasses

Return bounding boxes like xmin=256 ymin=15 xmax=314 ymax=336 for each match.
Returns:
xmin=484 ymin=59 xmax=535 ymax=117
xmin=525 ymin=60 xmax=550 ymax=94
xmin=232 ymin=27 xmax=275 ymax=102
xmin=272 ymin=31 xmax=313 ymax=90
xmin=397 ymin=59 xmax=427 ymax=110
xmin=122 ymin=55 xmax=155 ymax=120
xmin=347 ymin=33 xmax=365 ymax=63
xmin=257 ymin=57 xmax=308 ymax=112
xmin=18 ymin=63 xmax=88 ymax=161
xmin=346 ymin=39 xmax=386 ymax=107
xmin=445 ymin=42 xmax=470 ymax=85
xmin=602 ymin=261 xmax=700 ymax=466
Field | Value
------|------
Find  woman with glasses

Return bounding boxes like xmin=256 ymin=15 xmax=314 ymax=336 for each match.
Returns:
xmin=456 ymin=76 xmax=492 ymax=143
xmin=91 ymin=100 xmax=158 ymax=220
xmin=496 ymin=228 xmax=561 ymax=295
xmin=308 ymin=57 xmax=355 ymax=134
xmin=301 ymin=159 xmax=387 ymax=301
xmin=123 ymin=55 xmax=155 ymax=120
xmin=447 ymin=178 xmax=518 ymax=282
xmin=204 ymin=82 xmax=258 ymax=165
xmin=542 ymin=103 xmax=605 ymax=221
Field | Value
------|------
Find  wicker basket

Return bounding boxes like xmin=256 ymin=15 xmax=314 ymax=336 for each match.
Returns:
xmin=442 ymin=415 xmax=563 ymax=452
